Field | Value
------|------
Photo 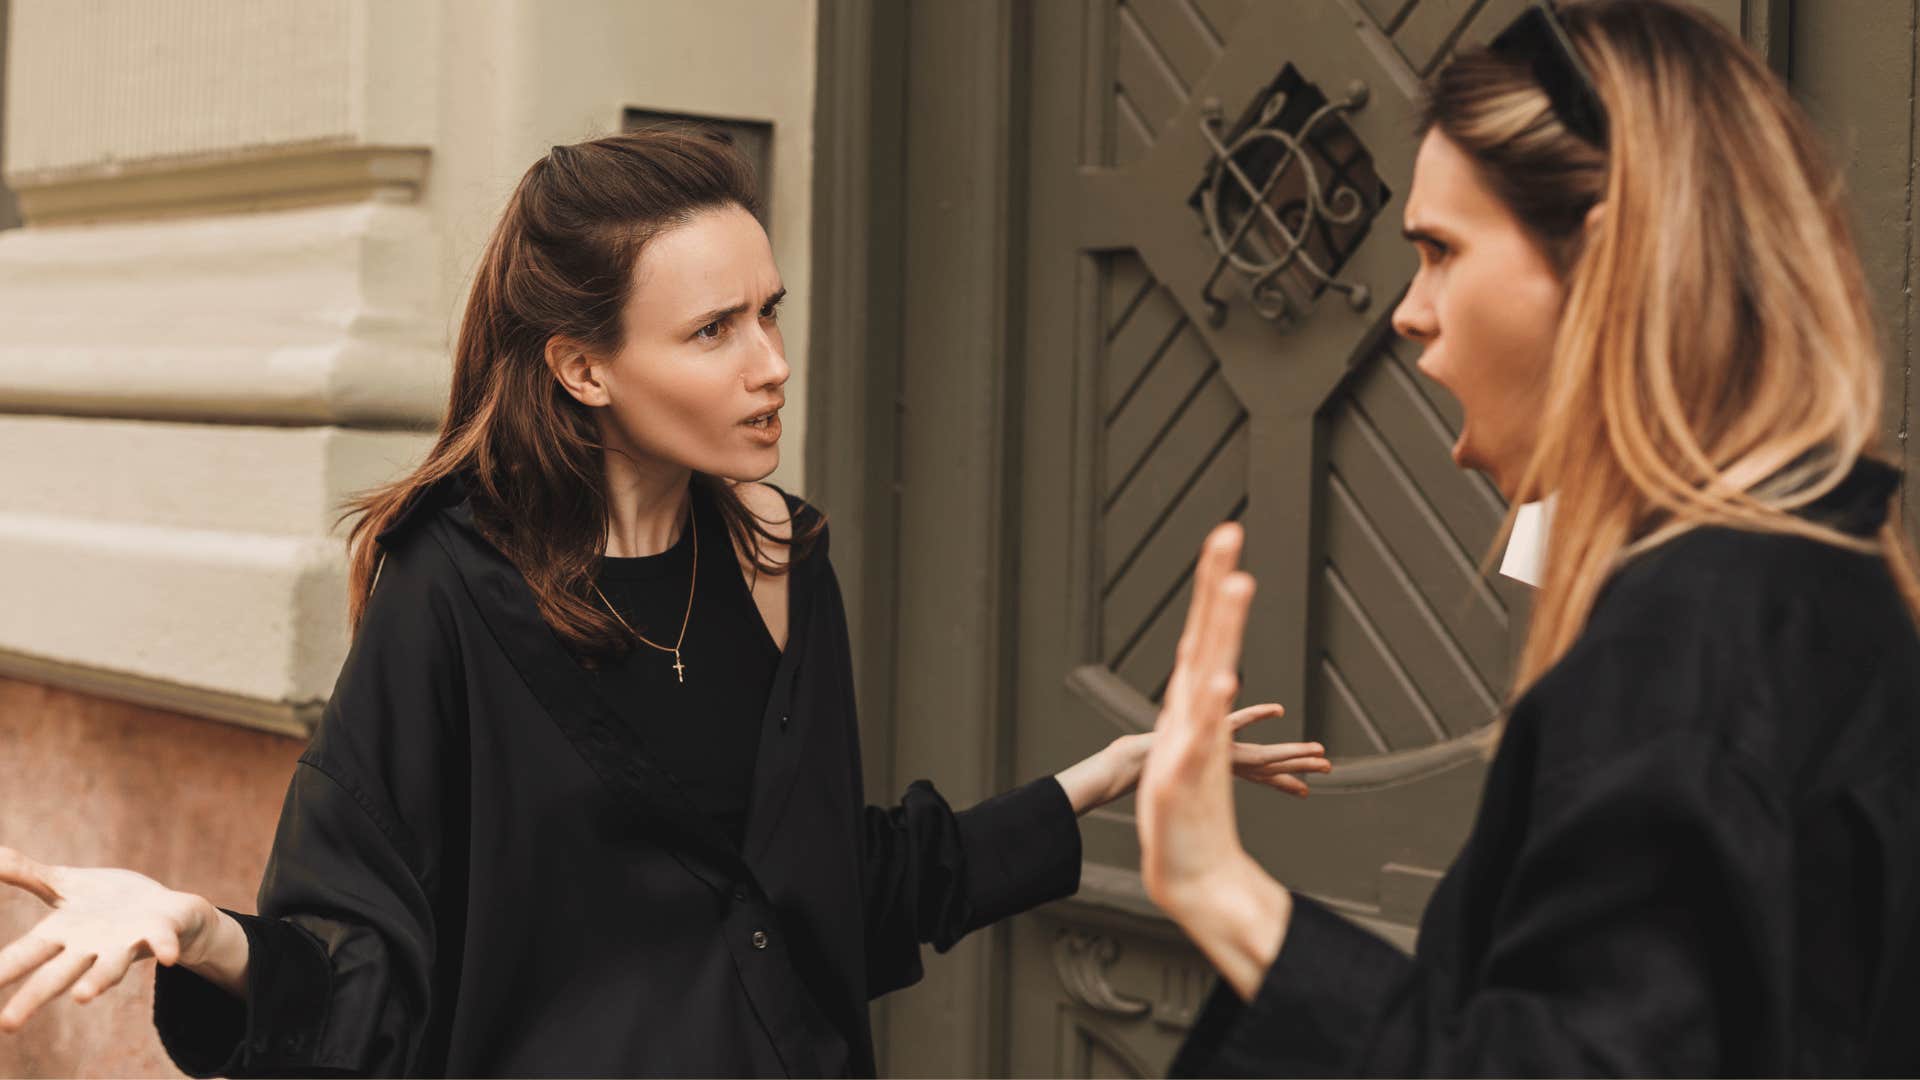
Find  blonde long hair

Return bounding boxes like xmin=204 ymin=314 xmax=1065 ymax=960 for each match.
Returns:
xmin=1425 ymin=0 xmax=1920 ymax=698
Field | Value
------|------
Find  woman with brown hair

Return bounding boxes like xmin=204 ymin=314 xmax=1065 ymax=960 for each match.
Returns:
xmin=1140 ymin=0 xmax=1920 ymax=1074
xmin=0 ymin=128 xmax=1331 ymax=1076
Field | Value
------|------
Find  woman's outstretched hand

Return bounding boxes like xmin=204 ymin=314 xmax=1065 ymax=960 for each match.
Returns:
xmin=1053 ymin=704 xmax=1331 ymax=815
xmin=0 ymin=847 xmax=249 ymax=1033
xmin=1136 ymin=522 xmax=1294 ymax=1001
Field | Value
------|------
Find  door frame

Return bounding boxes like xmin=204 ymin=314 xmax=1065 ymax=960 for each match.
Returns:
xmin=809 ymin=1 xmax=1030 ymax=1074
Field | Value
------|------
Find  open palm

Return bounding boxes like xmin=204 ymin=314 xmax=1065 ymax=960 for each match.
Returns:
xmin=1136 ymin=523 xmax=1264 ymax=919
xmin=0 ymin=847 xmax=210 ymax=1032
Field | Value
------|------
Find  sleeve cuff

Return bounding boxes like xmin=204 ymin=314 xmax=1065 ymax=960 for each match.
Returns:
xmin=953 ymin=775 xmax=1083 ymax=935
xmin=1170 ymin=894 xmax=1410 ymax=1077
xmin=153 ymin=910 xmax=335 ymax=1078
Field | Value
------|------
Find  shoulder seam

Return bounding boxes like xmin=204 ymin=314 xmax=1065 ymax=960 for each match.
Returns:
xmin=290 ymin=756 xmax=433 ymax=891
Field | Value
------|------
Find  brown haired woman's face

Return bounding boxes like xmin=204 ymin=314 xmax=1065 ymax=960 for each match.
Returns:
xmin=582 ymin=204 xmax=789 ymax=481
xmin=1392 ymin=130 xmax=1563 ymax=498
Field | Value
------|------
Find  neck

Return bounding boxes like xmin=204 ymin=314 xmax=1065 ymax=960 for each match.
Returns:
xmin=602 ymin=444 xmax=693 ymax=558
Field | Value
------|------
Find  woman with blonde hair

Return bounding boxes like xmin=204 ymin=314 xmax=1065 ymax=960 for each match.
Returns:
xmin=1140 ymin=0 xmax=1920 ymax=1074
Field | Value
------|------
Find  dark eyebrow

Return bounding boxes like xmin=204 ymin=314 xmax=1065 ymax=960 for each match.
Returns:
xmin=687 ymin=302 xmax=749 ymax=332
xmin=685 ymin=287 xmax=788 ymax=333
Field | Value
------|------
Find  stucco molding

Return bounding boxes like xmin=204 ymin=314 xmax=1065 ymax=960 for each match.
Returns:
xmin=7 ymin=142 xmax=432 ymax=227
xmin=0 ymin=201 xmax=448 ymax=427
xmin=0 ymin=648 xmax=318 ymax=738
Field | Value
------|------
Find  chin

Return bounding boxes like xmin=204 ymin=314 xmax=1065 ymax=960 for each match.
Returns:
xmin=1452 ymin=440 xmax=1507 ymax=495
xmin=710 ymin=450 xmax=781 ymax=484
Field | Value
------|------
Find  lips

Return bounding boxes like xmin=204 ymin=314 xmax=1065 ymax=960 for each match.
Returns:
xmin=742 ymin=406 xmax=782 ymax=445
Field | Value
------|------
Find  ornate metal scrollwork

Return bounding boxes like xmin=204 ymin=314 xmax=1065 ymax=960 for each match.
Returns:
xmin=1051 ymin=929 xmax=1151 ymax=1018
xmin=1196 ymin=77 xmax=1377 ymax=327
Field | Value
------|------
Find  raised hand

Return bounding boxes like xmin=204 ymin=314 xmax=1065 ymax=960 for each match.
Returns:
xmin=1136 ymin=523 xmax=1294 ymax=1000
xmin=0 ymin=847 xmax=242 ymax=1033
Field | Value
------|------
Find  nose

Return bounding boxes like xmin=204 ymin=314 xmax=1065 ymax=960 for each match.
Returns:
xmin=745 ymin=323 xmax=790 ymax=392
xmin=1392 ymin=281 xmax=1437 ymax=347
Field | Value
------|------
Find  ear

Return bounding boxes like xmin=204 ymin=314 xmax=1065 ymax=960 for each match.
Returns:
xmin=545 ymin=335 xmax=610 ymax=408
xmin=1583 ymin=200 xmax=1607 ymax=236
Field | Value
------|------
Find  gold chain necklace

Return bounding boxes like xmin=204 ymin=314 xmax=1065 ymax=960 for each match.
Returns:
xmin=592 ymin=502 xmax=697 ymax=684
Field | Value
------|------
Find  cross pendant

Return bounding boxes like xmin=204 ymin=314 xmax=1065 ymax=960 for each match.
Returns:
xmin=672 ymin=651 xmax=686 ymax=684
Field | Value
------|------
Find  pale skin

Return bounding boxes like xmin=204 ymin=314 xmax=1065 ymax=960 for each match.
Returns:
xmin=0 ymin=204 xmax=1332 ymax=1033
xmin=1137 ymin=129 xmax=1579 ymax=999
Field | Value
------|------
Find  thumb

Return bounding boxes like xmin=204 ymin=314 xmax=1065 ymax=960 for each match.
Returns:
xmin=0 ymin=847 xmax=60 ymax=906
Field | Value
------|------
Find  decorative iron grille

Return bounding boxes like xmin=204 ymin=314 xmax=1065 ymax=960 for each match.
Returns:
xmin=1191 ymin=65 xmax=1389 ymax=326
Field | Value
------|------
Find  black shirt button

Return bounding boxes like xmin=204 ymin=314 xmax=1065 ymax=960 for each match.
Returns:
xmin=733 ymin=885 xmax=749 ymax=902
xmin=751 ymin=929 xmax=770 ymax=949
xmin=780 ymin=713 xmax=790 ymax=730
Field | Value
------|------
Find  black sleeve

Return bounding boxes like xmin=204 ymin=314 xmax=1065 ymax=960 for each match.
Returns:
xmin=1171 ymin=732 xmax=1788 ymax=1077
xmin=859 ymin=777 xmax=1083 ymax=998
xmin=153 ymin=533 xmax=467 ymax=1077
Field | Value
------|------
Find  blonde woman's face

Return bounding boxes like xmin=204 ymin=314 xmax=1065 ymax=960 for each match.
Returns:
xmin=1391 ymin=130 xmax=1564 ymax=499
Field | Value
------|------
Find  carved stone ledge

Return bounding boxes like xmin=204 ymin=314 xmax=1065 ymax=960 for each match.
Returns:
xmin=9 ymin=142 xmax=431 ymax=227
xmin=0 ymin=649 xmax=318 ymax=739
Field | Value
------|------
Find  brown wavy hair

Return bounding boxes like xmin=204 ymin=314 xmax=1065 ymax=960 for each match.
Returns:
xmin=343 ymin=127 xmax=820 ymax=658
xmin=1423 ymin=0 xmax=1920 ymax=698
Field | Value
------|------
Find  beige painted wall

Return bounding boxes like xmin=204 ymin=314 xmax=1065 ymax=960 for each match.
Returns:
xmin=0 ymin=0 xmax=819 ymax=720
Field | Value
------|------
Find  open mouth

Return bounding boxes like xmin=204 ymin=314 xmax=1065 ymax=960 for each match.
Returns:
xmin=744 ymin=409 xmax=780 ymax=429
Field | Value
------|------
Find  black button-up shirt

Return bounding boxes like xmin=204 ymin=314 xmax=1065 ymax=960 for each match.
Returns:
xmin=153 ymin=482 xmax=1082 ymax=1077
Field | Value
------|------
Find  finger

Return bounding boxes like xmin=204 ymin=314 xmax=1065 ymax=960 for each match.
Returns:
xmin=1235 ymin=755 xmax=1324 ymax=777
xmin=1172 ymin=524 xmax=1242 ymax=686
xmin=144 ymin=926 xmax=182 ymax=968
xmin=1231 ymin=761 xmax=1314 ymax=791
xmin=1209 ymin=571 xmax=1255 ymax=678
xmin=1228 ymin=740 xmax=1325 ymax=764
xmin=70 ymin=943 xmax=138 ymax=1005
xmin=1268 ymin=773 xmax=1312 ymax=798
xmin=1227 ymin=703 xmax=1287 ymax=731
xmin=1191 ymin=572 xmax=1256 ymax=730
xmin=1249 ymin=763 xmax=1330 ymax=781
xmin=0 ymin=936 xmax=60 ymax=993
xmin=0 ymin=849 xmax=59 ymax=907
xmin=1235 ymin=754 xmax=1332 ymax=776
xmin=0 ymin=947 xmax=93 ymax=1032
xmin=1179 ymin=523 xmax=1240 ymax=655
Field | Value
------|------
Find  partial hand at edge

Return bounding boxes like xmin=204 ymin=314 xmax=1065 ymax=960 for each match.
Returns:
xmin=0 ymin=846 xmax=249 ymax=1033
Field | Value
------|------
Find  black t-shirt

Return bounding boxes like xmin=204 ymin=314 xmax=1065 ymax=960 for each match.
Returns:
xmin=592 ymin=483 xmax=777 ymax=850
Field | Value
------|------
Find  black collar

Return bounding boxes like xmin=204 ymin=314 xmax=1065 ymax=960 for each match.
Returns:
xmin=1794 ymin=456 xmax=1903 ymax=537
xmin=375 ymin=472 xmax=470 ymax=548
